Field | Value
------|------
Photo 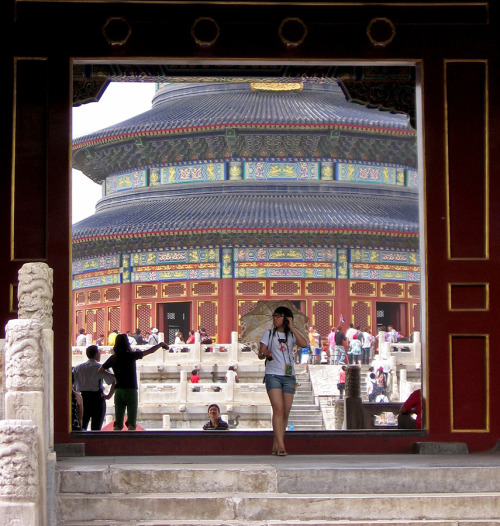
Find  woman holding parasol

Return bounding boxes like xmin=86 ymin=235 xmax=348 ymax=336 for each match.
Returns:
xmin=258 ymin=305 xmax=308 ymax=456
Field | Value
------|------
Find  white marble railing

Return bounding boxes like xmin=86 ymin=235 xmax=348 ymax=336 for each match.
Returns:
xmin=139 ymin=379 xmax=269 ymax=406
xmin=72 ymin=331 xmax=259 ymax=367
xmin=379 ymin=331 xmax=421 ymax=366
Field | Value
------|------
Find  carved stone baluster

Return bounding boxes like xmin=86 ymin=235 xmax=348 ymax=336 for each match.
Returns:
xmin=0 ymin=420 xmax=40 ymax=525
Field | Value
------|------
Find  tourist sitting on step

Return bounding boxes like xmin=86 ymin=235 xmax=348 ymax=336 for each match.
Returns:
xmin=202 ymin=404 xmax=229 ymax=430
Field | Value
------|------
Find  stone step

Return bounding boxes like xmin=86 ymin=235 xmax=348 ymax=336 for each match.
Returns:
xmin=59 ymin=520 xmax=500 ymax=526
xmin=290 ymin=404 xmax=320 ymax=411
xmin=288 ymin=421 xmax=324 ymax=428
xmin=293 ymin=401 xmax=315 ymax=406
xmin=288 ymin=419 xmax=324 ymax=426
xmin=57 ymin=492 xmax=500 ymax=523
xmin=57 ymin=461 xmax=500 ymax=496
xmin=289 ymin=409 xmax=323 ymax=416
xmin=288 ymin=424 xmax=324 ymax=431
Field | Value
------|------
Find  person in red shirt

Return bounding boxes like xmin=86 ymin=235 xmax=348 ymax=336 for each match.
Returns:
xmin=186 ymin=330 xmax=196 ymax=344
xmin=337 ymin=365 xmax=346 ymax=399
xmin=398 ymin=388 xmax=422 ymax=429
xmin=190 ymin=369 xmax=200 ymax=383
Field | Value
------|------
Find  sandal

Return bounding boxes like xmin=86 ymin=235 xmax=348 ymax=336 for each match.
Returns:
xmin=276 ymin=450 xmax=288 ymax=456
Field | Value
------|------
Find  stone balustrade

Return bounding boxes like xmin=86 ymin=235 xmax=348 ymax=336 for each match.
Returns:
xmin=72 ymin=331 xmax=259 ymax=368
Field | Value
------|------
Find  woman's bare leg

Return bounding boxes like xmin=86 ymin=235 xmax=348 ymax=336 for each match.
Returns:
xmin=268 ymin=388 xmax=294 ymax=453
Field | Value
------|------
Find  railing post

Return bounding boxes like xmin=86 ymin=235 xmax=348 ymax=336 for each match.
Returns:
xmin=230 ymin=331 xmax=239 ymax=363
xmin=193 ymin=331 xmax=201 ymax=364
xmin=343 ymin=365 xmax=363 ymax=429
xmin=179 ymin=370 xmax=188 ymax=403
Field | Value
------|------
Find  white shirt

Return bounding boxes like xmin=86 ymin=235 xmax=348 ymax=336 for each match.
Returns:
xmin=73 ymin=360 xmax=110 ymax=392
xmin=260 ymin=329 xmax=296 ymax=377
xmin=345 ymin=327 xmax=357 ymax=342
xmin=76 ymin=334 xmax=86 ymax=347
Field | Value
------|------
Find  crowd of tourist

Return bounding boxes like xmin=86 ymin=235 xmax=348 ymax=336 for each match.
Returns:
xmin=71 ymin=319 xmax=413 ymax=438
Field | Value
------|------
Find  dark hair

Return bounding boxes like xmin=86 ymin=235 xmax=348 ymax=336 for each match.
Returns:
xmin=272 ymin=306 xmax=294 ymax=339
xmin=208 ymin=404 xmax=220 ymax=413
xmin=113 ymin=333 xmax=131 ymax=355
xmin=370 ymin=373 xmax=376 ymax=379
xmin=341 ymin=365 xmax=347 ymax=371
xmin=136 ymin=329 xmax=141 ymax=334
xmin=192 ymin=369 xmax=198 ymax=375
xmin=273 ymin=306 xmax=294 ymax=319
xmin=79 ymin=328 xmax=85 ymax=334
xmin=86 ymin=345 xmax=99 ymax=359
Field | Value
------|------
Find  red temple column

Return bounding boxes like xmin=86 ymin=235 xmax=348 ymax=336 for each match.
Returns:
xmin=120 ymin=283 xmax=135 ymax=334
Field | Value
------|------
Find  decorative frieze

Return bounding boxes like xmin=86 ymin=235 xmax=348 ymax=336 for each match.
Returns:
xmin=0 ymin=420 xmax=39 ymax=500
xmin=18 ymin=263 xmax=53 ymax=330
xmin=5 ymin=319 xmax=44 ymax=393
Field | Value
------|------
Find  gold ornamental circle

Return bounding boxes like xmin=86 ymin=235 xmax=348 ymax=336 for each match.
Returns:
xmin=191 ymin=17 xmax=220 ymax=48
xmin=102 ymin=17 xmax=132 ymax=47
xmin=278 ymin=17 xmax=308 ymax=48
xmin=366 ymin=17 xmax=396 ymax=47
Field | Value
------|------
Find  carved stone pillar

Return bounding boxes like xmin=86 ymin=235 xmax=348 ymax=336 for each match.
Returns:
xmin=4 ymin=319 xmax=48 ymax=526
xmin=17 ymin=262 xmax=54 ymax=450
xmin=0 ymin=420 xmax=40 ymax=525
xmin=17 ymin=263 xmax=53 ymax=330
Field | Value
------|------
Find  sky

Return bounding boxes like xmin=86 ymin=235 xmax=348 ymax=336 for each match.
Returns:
xmin=71 ymin=82 xmax=156 ymax=224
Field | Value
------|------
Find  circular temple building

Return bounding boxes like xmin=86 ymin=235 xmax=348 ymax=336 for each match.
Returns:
xmin=72 ymin=79 xmax=420 ymax=345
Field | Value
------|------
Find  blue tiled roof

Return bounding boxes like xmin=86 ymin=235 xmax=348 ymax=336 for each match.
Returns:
xmin=73 ymin=81 xmax=412 ymax=147
xmin=72 ymin=189 xmax=418 ymax=240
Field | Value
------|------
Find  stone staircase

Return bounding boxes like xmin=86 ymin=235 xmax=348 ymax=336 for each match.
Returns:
xmin=54 ymin=453 xmax=500 ymax=525
xmin=288 ymin=371 xmax=324 ymax=431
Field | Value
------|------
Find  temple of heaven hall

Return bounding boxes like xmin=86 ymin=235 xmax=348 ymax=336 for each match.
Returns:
xmin=72 ymin=79 xmax=420 ymax=345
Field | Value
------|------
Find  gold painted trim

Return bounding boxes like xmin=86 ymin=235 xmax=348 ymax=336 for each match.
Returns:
xmin=191 ymin=17 xmax=220 ymax=48
xmin=379 ymin=281 xmax=405 ymax=299
xmin=191 ymin=281 xmax=218 ymax=297
xmin=11 ymin=57 xmax=49 ymax=262
xmin=102 ymin=17 xmax=132 ymax=47
xmin=304 ymin=280 xmax=335 ymax=296
xmin=448 ymin=282 xmax=489 ymax=311
xmin=449 ymin=333 xmax=490 ymax=433
xmin=103 ymin=286 xmax=121 ymax=303
xmin=9 ymin=283 xmax=17 ymax=314
xmin=135 ymin=302 xmax=154 ymax=330
xmin=349 ymin=280 xmax=377 ymax=297
xmin=86 ymin=289 xmax=103 ymax=305
xmin=235 ymin=280 xmax=267 ymax=296
xmin=444 ymin=59 xmax=489 ymax=261
xmin=15 ymin=1 xmax=492 ymax=8
xmin=278 ymin=18 xmax=308 ymax=48
xmin=135 ymin=283 xmax=158 ymax=299
xmin=311 ymin=299 xmax=334 ymax=328
xmin=270 ymin=280 xmax=301 ymax=296
xmin=197 ymin=299 xmax=218 ymax=341
xmin=366 ymin=17 xmax=396 ymax=47
xmin=161 ymin=282 xmax=188 ymax=298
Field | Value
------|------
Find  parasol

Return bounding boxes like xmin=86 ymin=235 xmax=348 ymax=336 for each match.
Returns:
xmin=101 ymin=417 xmax=145 ymax=431
xmin=240 ymin=300 xmax=309 ymax=350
